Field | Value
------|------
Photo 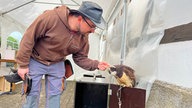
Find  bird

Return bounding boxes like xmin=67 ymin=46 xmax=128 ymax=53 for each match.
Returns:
xmin=108 ymin=65 xmax=136 ymax=87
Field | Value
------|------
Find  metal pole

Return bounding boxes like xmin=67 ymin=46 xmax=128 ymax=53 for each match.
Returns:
xmin=99 ymin=0 xmax=121 ymax=61
xmin=2 ymin=0 xmax=35 ymax=15
xmin=60 ymin=0 xmax=64 ymax=5
xmin=71 ymin=0 xmax=80 ymax=6
xmin=106 ymin=0 xmax=121 ymax=23
xmin=120 ymin=0 xmax=128 ymax=65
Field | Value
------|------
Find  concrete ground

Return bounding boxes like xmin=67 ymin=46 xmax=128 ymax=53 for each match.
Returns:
xmin=146 ymin=80 xmax=192 ymax=108
xmin=0 ymin=80 xmax=76 ymax=108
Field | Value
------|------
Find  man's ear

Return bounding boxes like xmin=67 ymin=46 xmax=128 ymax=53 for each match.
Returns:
xmin=77 ymin=16 xmax=83 ymax=22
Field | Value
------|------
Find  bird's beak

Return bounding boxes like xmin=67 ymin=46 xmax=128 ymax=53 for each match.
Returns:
xmin=105 ymin=67 xmax=111 ymax=74
xmin=106 ymin=65 xmax=116 ymax=74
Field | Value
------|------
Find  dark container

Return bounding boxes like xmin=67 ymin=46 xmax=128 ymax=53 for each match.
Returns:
xmin=75 ymin=82 xmax=108 ymax=108
xmin=74 ymin=81 xmax=146 ymax=108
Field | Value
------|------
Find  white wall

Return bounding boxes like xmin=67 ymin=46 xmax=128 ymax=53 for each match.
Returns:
xmin=157 ymin=41 xmax=192 ymax=88
xmin=135 ymin=0 xmax=192 ymax=89
xmin=156 ymin=0 xmax=192 ymax=88
xmin=164 ymin=0 xmax=192 ymax=29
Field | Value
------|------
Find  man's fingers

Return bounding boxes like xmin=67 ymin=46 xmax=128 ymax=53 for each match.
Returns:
xmin=17 ymin=68 xmax=29 ymax=80
xmin=18 ymin=72 xmax=25 ymax=80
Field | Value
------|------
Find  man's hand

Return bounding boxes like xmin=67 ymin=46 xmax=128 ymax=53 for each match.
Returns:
xmin=98 ymin=62 xmax=110 ymax=71
xmin=18 ymin=67 xmax=29 ymax=80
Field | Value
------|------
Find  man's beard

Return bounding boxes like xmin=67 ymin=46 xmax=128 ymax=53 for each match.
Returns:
xmin=78 ymin=26 xmax=92 ymax=35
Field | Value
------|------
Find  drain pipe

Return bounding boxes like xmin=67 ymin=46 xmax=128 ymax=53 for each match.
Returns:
xmin=120 ymin=0 xmax=129 ymax=65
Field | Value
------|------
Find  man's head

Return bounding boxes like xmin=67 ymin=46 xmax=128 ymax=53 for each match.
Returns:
xmin=69 ymin=1 xmax=106 ymax=34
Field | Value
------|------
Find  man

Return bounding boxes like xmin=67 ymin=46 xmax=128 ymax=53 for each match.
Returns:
xmin=16 ymin=1 xmax=109 ymax=108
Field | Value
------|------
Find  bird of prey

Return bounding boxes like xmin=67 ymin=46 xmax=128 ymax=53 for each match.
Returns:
xmin=108 ymin=65 xmax=136 ymax=87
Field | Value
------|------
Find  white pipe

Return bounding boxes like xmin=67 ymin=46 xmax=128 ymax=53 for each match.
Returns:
xmin=100 ymin=0 xmax=121 ymax=37
xmin=98 ymin=0 xmax=121 ymax=61
xmin=120 ymin=0 xmax=130 ymax=64
xmin=2 ymin=0 xmax=35 ymax=15
xmin=106 ymin=0 xmax=121 ymax=23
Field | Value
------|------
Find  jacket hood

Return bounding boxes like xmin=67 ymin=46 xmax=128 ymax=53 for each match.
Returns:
xmin=54 ymin=5 xmax=71 ymax=30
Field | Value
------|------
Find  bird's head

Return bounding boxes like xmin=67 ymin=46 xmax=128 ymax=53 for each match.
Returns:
xmin=107 ymin=66 xmax=117 ymax=76
xmin=107 ymin=64 xmax=136 ymax=87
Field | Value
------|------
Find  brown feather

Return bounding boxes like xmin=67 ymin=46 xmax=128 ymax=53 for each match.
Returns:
xmin=109 ymin=65 xmax=136 ymax=87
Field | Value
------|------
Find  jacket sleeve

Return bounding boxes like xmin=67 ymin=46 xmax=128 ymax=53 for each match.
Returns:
xmin=16 ymin=11 xmax=51 ymax=68
xmin=72 ymin=37 xmax=99 ymax=71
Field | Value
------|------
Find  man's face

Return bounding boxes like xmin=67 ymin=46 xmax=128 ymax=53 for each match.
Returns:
xmin=78 ymin=16 xmax=96 ymax=35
